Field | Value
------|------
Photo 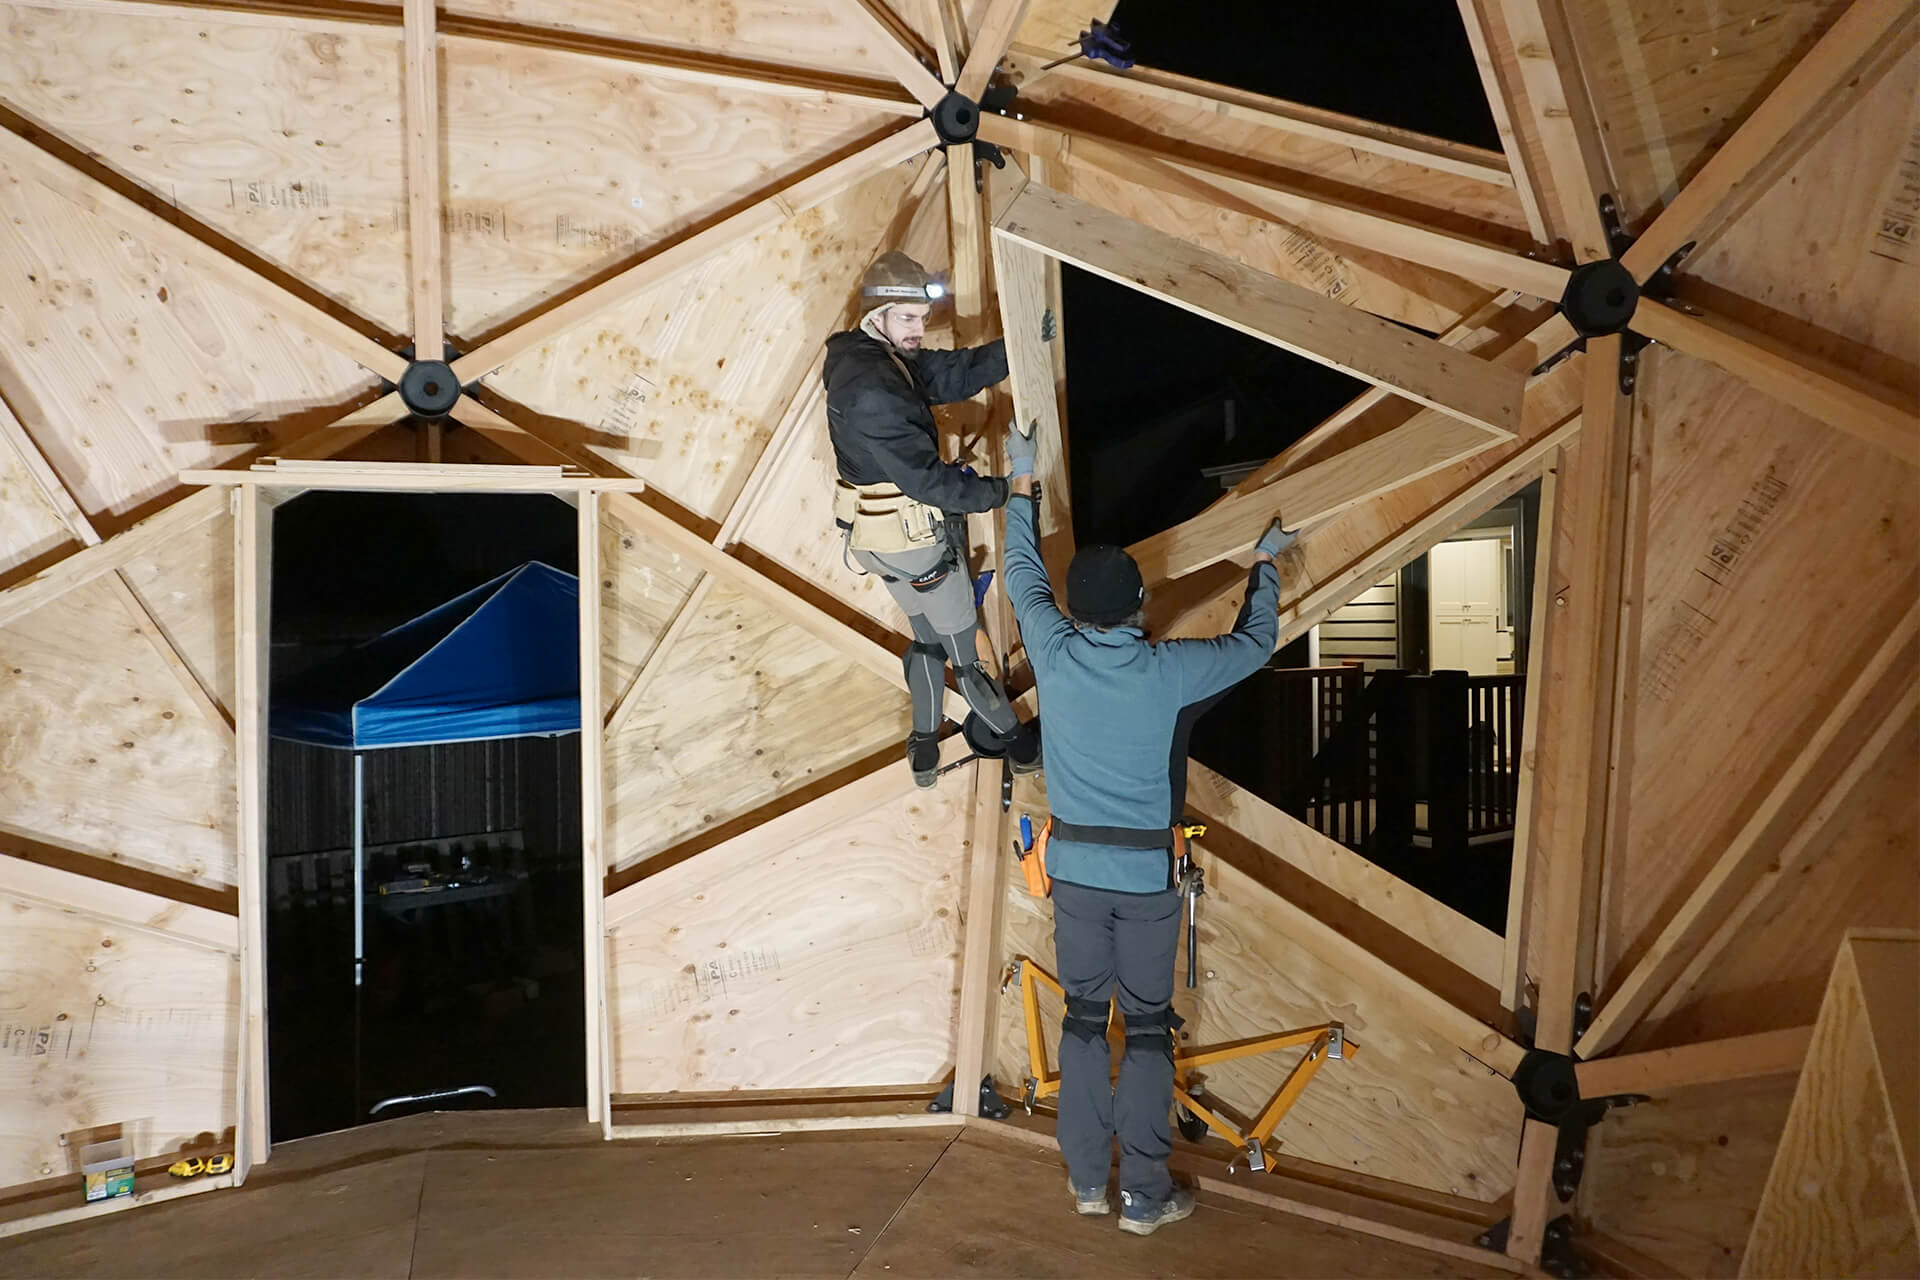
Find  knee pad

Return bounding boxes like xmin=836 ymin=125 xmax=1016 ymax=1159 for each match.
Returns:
xmin=1122 ymin=1006 xmax=1183 ymax=1053
xmin=903 ymin=640 xmax=945 ymax=686
xmin=1062 ymin=995 xmax=1109 ymax=1044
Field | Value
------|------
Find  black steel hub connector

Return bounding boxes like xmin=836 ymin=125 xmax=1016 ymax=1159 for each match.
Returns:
xmin=931 ymin=90 xmax=980 ymax=145
xmin=1532 ymin=193 xmax=1695 ymax=394
xmin=398 ymin=359 xmax=460 ymax=419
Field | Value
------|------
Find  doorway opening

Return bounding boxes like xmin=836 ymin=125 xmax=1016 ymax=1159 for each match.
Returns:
xmin=264 ymin=491 xmax=584 ymax=1142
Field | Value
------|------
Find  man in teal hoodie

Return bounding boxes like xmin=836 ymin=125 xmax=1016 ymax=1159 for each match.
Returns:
xmin=1001 ymin=427 xmax=1294 ymax=1235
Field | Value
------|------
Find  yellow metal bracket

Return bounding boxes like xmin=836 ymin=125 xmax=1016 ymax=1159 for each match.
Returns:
xmin=999 ymin=955 xmax=1361 ymax=1173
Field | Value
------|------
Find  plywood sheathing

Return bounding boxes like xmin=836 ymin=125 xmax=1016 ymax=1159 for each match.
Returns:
xmin=606 ymin=779 xmax=971 ymax=1092
xmin=0 ymin=892 xmax=238 ymax=1192
xmin=0 ymin=577 xmax=236 ymax=890
xmin=0 ymin=397 xmax=75 ymax=580
xmin=597 ymin=509 xmax=706 ymax=720
xmin=0 ymin=160 xmax=376 ymax=524
xmin=603 ymin=575 xmax=909 ymax=878
xmin=115 ymin=508 xmax=236 ymax=713
xmin=484 ymin=159 xmax=920 ymax=521
xmin=1644 ymin=721 xmax=1919 ymax=1048
xmin=1564 ymin=0 xmax=1861 ymax=226
xmin=1596 ymin=357 xmax=1916 ymax=1002
xmin=1581 ymin=1076 xmax=1798 ymax=1277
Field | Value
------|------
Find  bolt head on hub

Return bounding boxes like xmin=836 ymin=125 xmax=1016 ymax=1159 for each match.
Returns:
xmin=398 ymin=359 xmax=461 ymax=419
xmin=931 ymin=91 xmax=980 ymax=146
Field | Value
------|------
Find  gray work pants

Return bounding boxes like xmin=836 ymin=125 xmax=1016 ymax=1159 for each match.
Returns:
xmin=1051 ymin=878 xmax=1182 ymax=1203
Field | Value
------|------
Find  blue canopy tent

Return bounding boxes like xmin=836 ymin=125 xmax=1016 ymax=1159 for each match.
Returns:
xmin=271 ymin=560 xmax=580 ymax=1116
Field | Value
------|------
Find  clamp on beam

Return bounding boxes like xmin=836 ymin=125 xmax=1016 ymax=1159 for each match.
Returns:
xmin=1532 ymin=194 xmax=1695 ymax=394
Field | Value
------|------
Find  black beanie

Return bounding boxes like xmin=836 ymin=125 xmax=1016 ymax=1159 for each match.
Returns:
xmin=1066 ymin=545 xmax=1145 ymax=626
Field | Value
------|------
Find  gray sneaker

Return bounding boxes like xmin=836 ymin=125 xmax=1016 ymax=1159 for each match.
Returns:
xmin=1117 ymin=1185 xmax=1195 ymax=1236
xmin=1069 ymin=1176 xmax=1110 ymax=1216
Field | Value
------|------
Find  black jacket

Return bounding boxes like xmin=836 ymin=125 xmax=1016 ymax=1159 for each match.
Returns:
xmin=822 ymin=330 xmax=1010 ymax=514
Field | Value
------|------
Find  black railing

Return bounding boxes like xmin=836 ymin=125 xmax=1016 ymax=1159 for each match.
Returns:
xmin=1264 ymin=666 xmax=1524 ymax=854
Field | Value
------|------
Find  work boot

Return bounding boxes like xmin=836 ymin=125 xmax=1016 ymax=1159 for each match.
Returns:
xmin=907 ymin=731 xmax=941 ymax=788
xmin=1117 ymin=1185 xmax=1195 ymax=1236
xmin=1007 ymin=720 xmax=1043 ymax=777
xmin=1069 ymin=1175 xmax=1110 ymax=1216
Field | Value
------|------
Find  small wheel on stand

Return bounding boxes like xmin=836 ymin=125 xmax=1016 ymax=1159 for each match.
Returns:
xmin=1175 ymin=1103 xmax=1208 ymax=1143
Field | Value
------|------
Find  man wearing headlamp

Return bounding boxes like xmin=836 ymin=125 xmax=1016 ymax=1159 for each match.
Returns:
xmin=823 ymin=250 xmax=1043 ymax=787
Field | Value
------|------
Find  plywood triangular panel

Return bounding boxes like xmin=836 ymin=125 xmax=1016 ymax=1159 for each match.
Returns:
xmin=1601 ymin=356 xmax=1916 ymax=994
xmin=598 ymin=511 xmax=707 ymax=718
xmin=442 ymin=0 xmax=897 ymax=81
xmin=1564 ymin=0 xmax=1859 ymax=219
xmin=0 ymin=577 xmax=236 ymax=889
xmin=607 ymin=778 xmax=972 ymax=1092
xmin=603 ymin=576 xmax=909 ymax=876
xmin=484 ymin=157 xmax=921 ymax=518
xmin=0 ymin=166 xmax=375 ymax=521
xmin=0 ymin=2 xmax=411 ymax=334
xmin=0 ymin=408 xmax=75 ymax=580
xmin=0 ymin=893 xmax=237 ymax=1191
xmin=442 ymin=37 xmax=909 ymax=339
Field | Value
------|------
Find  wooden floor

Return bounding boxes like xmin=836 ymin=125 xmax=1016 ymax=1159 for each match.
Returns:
xmin=0 ymin=1111 xmax=1509 ymax=1278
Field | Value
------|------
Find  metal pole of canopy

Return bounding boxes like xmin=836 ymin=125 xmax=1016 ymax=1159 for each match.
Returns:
xmin=353 ymin=749 xmax=365 ymax=1124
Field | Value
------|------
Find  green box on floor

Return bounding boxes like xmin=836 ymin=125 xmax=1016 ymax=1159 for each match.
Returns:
xmin=81 ymin=1140 xmax=134 ymax=1203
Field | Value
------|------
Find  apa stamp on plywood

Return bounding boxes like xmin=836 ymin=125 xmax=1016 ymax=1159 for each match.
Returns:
xmin=641 ymin=947 xmax=780 ymax=1018
xmin=1869 ymin=121 xmax=1920 ymax=266
xmin=1641 ymin=466 xmax=1790 ymax=702
xmin=228 ymin=179 xmax=331 ymax=211
xmin=601 ymin=373 xmax=658 ymax=439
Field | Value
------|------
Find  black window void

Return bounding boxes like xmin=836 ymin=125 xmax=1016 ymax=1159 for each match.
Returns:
xmin=1105 ymin=0 xmax=1501 ymax=152
xmin=1062 ymin=264 xmax=1365 ymax=550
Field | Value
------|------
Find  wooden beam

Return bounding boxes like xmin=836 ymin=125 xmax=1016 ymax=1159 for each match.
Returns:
xmin=826 ymin=0 xmax=948 ymax=109
xmin=1574 ymin=1026 xmax=1812 ymax=1098
xmin=576 ymin=490 xmax=610 ymax=1132
xmin=0 ymin=851 xmax=237 ymax=953
xmin=1506 ymin=1119 xmax=1559 ymax=1263
xmin=1057 ymin=131 xmax=1568 ymax=301
xmin=994 ymin=184 xmax=1525 ymax=434
xmin=1026 ymin=51 xmax=1516 ymax=187
xmin=951 ymin=759 xmax=1009 ymax=1117
xmin=1452 ymin=0 xmax=1552 ymax=239
xmin=1623 ymin=684 xmax=1920 ymax=1055
xmin=1500 ymin=460 xmax=1558 ymax=1010
xmin=603 ymin=733 xmax=973 ymax=925
xmin=1524 ymin=338 xmax=1635 ymax=1055
xmin=1490 ymin=0 xmax=1612 ymax=261
xmin=1621 ymin=0 xmax=1920 ymax=279
xmin=989 ymin=228 xmax=1071 ymax=581
xmin=954 ymin=0 xmax=1029 ymax=100
xmin=1161 ymin=324 xmax=1583 ymax=644
xmin=1129 ymin=415 xmax=1504 ymax=585
xmin=402 ymin=0 xmax=444 ymax=361
xmin=1631 ymin=301 xmax=1918 ymax=466
xmin=1187 ymin=761 xmax=1505 ymax=988
xmin=0 ymin=123 xmax=406 ymax=383
xmin=1576 ymin=604 xmax=1918 ymax=1058
xmin=104 ymin=572 xmax=234 ymax=733
xmin=449 ymin=122 xmax=937 ymax=383
xmin=231 ymin=485 xmax=270 ymax=1176
xmin=0 ymin=1173 xmax=233 ymax=1242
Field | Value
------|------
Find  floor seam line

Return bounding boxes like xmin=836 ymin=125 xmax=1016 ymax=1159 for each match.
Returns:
xmin=404 ymin=1151 xmax=430 ymax=1279
xmin=840 ymin=1126 xmax=963 ymax=1278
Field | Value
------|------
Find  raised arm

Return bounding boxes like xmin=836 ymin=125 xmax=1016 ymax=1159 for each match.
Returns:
xmin=912 ymin=339 xmax=1008 ymax=404
xmin=1164 ymin=520 xmax=1294 ymax=704
xmin=1003 ymin=436 xmax=1073 ymax=660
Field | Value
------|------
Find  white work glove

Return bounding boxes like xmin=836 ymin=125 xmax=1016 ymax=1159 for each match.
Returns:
xmin=1253 ymin=518 xmax=1297 ymax=559
xmin=1006 ymin=423 xmax=1038 ymax=478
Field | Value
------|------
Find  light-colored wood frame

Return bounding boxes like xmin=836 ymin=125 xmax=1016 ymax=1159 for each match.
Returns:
xmin=0 ymin=0 xmax=1913 ymax=1261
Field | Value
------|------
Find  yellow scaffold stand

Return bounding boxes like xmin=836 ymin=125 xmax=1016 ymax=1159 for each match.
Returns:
xmin=999 ymin=956 xmax=1359 ymax=1173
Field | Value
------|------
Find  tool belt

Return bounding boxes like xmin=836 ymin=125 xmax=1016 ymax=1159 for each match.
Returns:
xmin=1021 ymin=819 xmax=1204 ymax=898
xmin=834 ymin=478 xmax=944 ymax=557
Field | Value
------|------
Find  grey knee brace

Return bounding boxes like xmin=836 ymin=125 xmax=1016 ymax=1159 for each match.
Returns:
xmin=1063 ymin=995 xmax=1109 ymax=1044
xmin=903 ymin=640 xmax=947 ymax=735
